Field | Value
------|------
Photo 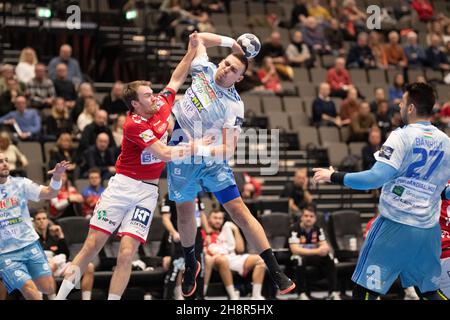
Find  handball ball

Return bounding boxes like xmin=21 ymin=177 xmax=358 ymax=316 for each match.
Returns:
xmin=237 ymin=33 xmax=261 ymax=59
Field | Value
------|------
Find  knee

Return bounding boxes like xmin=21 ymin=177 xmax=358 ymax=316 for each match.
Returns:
xmin=215 ymin=256 xmax=229 ymax=267
xmin=37 ymin=279 xmax=55 ymax=295
xmin=86 ymin=263 xmax=95 ymax=275
xmin=21 ymin=281 xmax=37 ymax=295
xmin=117 ymin=246 xmax=135 ymax=267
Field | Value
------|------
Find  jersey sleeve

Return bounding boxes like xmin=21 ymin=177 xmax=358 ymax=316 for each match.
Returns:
xmin=223 ymin=100 xmax=245 ymax=134
xmin=23 ymin=178 xmax=43 ymax=202
xmin=374 ymin=129 xmax=405 ymax=170
xmin=190 ymin=53 xmax=210 ymax=76
xmin=125 ymin=121 xmax=159 ymax=149
xmin=158 ymin=87 xmax=176 ymax=107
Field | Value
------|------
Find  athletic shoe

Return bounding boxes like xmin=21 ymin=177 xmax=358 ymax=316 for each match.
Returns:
xmin=182 ymin=261 xmax=201 ymax=297
xmin=404 ymin=287 xmax=420 ymax=300
xmin=272 ymin=271 xmax=296 ymax=294
xmin=297 ymin=293 xmax=310 ymax=300
xmin=328 ymin=291 xmax=342 ymax=300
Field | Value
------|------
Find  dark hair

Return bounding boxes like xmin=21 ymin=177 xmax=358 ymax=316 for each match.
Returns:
xmin=88 ymin=167 xmax=101 ymax=177
xmin=230 ymin=53 xmax=249 ymax=74
xmin=33 ymin=208 xmax=48 ymax=218
xmin=404 ymin=82 xmax=435 ymax=117
xmin=123 ymin=80 xmax=152 ymax=112
xmin=302 ymin=205 xmax=316 ymax=215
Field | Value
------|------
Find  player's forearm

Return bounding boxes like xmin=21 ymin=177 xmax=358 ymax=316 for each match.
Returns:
xmin=168 ymin=44 xmax=198 ymax=92
xmin=197 ymin=32 xmax=236 ymax=49
xmin=331 ymin=161 xmax=398 ymax=190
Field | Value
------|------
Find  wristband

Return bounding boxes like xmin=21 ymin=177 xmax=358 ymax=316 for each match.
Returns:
xmin=196 ymin=145 xmax=212 ymax=157
xmin=50 ymin=177 xmax=62 ymax=190
xmin=330 ymin=172 xmax=347 ymax=186
xmin=220 ymin=36 xmax=234 ymax=48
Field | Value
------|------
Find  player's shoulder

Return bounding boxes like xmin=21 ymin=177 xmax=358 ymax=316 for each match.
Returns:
xmin=8 ymin=176 xmax=34 ymax=188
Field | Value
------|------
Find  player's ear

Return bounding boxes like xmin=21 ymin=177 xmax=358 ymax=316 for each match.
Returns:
xmin=236 ymin=75 xmax=244 ymax=83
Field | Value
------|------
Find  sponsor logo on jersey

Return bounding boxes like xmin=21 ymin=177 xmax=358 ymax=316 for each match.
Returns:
xmin=132 ymin=114 xmax=144 ymax=124
xmin=0 ymin=217 xmax=23 ymax=229
xmin=187 ymin=88 xmax=205 ymax=112
xmin=154 ymin=121 xmax=168 ymax=135
xmin=392 ymin=185 xmax=405 ymax=197
xmin=379 ymin=145 xmax=394 ymax=160
xmin=0 ymin=197 xmax=19 ymax=211
xmin=139 ymin=129 xmax=155 ymax=143
xmin=234 ymin=117 xmax=244 ymax=127
xmin=131 ymin=206 xmax=151 ymax=226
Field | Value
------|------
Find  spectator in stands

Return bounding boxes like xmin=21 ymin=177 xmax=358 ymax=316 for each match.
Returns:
xmin=15 ymin=47 xmax=38 ymax=84
xmin=426 ymin=33 xmax=450 ymax=71
xmin=291 ymin=0 xmax=309 ymax=28
xmin=390 ymin=111 xmax=403 ymax=131
xmin=48 ymin=133 xmax=79 ymax=180
xmin=235 ymin=60 xmax=270 ymax=94
xmin=33 ymin=209 xmax=95 ymax=300
xmin=340 ymin=0 xmax=367 ymax=39
xmin=281 ymin=168 xmax=313 ymax=223
xmin=184 ymin=0 xmax=215 ymax=33
xmin=288 ymin=205 xmax=340 ymax=300
xmin=45 ymin=97 xmax=73 ymax=140
xmin=307 ymin=0 xmax=332 ymax=23
xmin=49 ymin=171 xmax=83 ymax=219
xmin=78 ymin=109 xmax=116 ymax=156
xmin=388 ymin=73 xmax=405 ymax=107
xmin=374 ymin=99 xmax=392 ymax=139
xmin=0 ymin=95 xmax=41 ymax=141
xmin=101 ymin=81 xmax=128 ymax=122
xmin=384 ymin=31 xmax=408 ymax=68
xmin=257 ymin=57 xmax=282 ymax=94
xmin=157 ymin=0 xmax=186 ymax=43
xmin=440 ymin=100 xmax=450 ymax=128
xmin=0 ymin=78 xmax=24 ymax=116
xmin=339 ymin=87 xmax=360 ymax=126
xmin=349 ymin=102 xmax=377 ymax=142
xmin=301 ymin=16 xmax=331 ymax=55
xmin=77 ymin=98 xmax=99 ymax=133
xmin=0 ymin=64 xmax=19 ymax=94
xmin=203 ymin=210 xmax=266 ymax=300
xmin=26 ymin=63 xmax=56 ymax=109
xmin=258 ymin=31 xmax=294 ymax=81
xmin=327 ymin=57 xmax=354 ymax=98
xmin=411 ymin=0 xmax=434 ymax=22
xmin=324 ymin=18 xmax=345 ymax=56
xmin=362 ymin=128 xmax=382 ymax=170
xmin=235 ymin=172 xmax=262 ymax=200
xmin=404 ymin=31 xmax=427 ymax=69
xmin=312 ymin=82 xmax=342 ymax=127
xmin=368 ymin=31 xmax=388 ymax=69
xmin=369 ymin=87 xmax=386 ymax=113
xmin=112 ymin=114 xmax=126 ymax=148
xmin=81 ymin=133 xmax=116 ymax=180
xmin=48 ymin=44 xmax=83 ymax=85
xmin=71 ymin=82 xmax=95 ymax=124
xmin=53 ymin=63 xmax=77 ymax=108
xmin=0 ymin=131 xmax=28 ymax=176
xmin=346 ymin=32 xmax=376 ymax=69
xmin=81 ymin=167 xmax=105 ymax=218
xmin=286 ymin=30 xmax=313 ymax=68
xmin=427 ymin=20 xmax=445 ymax=46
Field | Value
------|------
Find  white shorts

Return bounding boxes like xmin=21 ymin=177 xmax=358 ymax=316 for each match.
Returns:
xmin=227 ymin=254 xmax=249 ymax=277
xmin=90 ymin=174 xmax=159 ymax=244
xmin=441 ymin=257 xmax=450 ymax=298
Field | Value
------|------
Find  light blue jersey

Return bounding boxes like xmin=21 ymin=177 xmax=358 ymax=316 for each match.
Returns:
xmin=374 ymin=122 xmax=450 ymax=228
xmin=172 ymin=53 xmax=244 ymax=147
xmin=0 ymin=177 xmax=42 ymax=254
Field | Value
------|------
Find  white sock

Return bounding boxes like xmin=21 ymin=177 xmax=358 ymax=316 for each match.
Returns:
xmin=82 ymin=291 xmax=92 ymax=300
xmin=47 ymin=293 xmax=56 ymax=300
xmin=203 ymin=285 xmax=208 ymax=295
xmin=56 ymin=279 xmax=75 ymax=300
xmin=226 ymin=285 xmax=237 ymax=299
xmin=108 ymin=293 xmax=121 ymax=300
xmin=174 ymin=285 xmax=183 ymax=300
xmin=252 ymin=283 xmax=262 ymax=297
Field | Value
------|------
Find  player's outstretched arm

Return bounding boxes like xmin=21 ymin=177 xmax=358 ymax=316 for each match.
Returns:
xmin=196 ymin=32 xmax=245 ymax=55
xmin=39 ymin=160 xmax=71 ymax=200
xmin=166 ymin=32 xmax=200 ymax=93
xmin=192 ymin=128 xmax=238 ymax=161
xmin=313 ymin=161 xmax=398 ymax=191
xmin=145 ymin=139 xmax=192 ymax=162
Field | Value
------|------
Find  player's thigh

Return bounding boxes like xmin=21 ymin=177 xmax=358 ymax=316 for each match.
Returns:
xmin=440 ymin=257 xmax=450 ymax=298
xmin=25 ymin=242 xmax=52 ymax=282
xmin=0 ymin=250 xmax=32 ymax=294
xmin=33 ymin=275 xmax=55 ymax=293
xmin=118 ymin=185 xmax=159 ymax=244
xmin=167 ymin=162 xmax=202 ymax=203
xmin=228 ymin=254 xmax=249 ymax=277
xmin=200 ymin=162 xmax=237 ymax=195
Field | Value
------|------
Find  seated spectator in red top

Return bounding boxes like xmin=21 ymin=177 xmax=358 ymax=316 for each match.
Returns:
xmin=81 ymin=167 xmax=105 ymax=218
xmin=327 ymin=57 xmax=355 ymax=98
xmin=49 ymin=171 xmax=84 ymax=219
xmin=411 ymin=0 xmax=434 ymax=22
xmin=257 ymin=57 xmax=282 ymax=94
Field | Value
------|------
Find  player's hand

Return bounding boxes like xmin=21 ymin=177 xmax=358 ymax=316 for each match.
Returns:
xmin=47 ymin=161 xmax=71 ymax=179
xmin=317 ymin=246 xmax=329 ymax=257
xmin=312 ymin=166 xmax=335 ymax=184
xmin=189 ymin=31 xmax=200 ymax=49
xmin=232 ymin=40 xmax=245 ymax=56
xmin=50 ymin=225 xmax=64 ymax=239
xmin=171 ymin=231 xmax=181 ymax=243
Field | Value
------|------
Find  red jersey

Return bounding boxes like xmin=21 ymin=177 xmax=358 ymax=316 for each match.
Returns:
xmin=441 ymin=182 xmax=450 ymax=259
xmin=115 ymin=87 xmax=175 ymax=180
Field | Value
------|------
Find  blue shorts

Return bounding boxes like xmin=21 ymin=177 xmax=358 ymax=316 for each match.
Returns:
xmin=352 ymin=216 xmax=442 ymax=295
xmin=0 ymin=241 xmax=52 ymax=293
